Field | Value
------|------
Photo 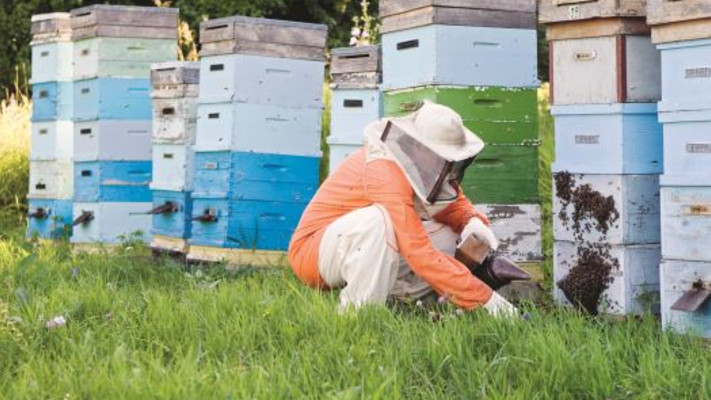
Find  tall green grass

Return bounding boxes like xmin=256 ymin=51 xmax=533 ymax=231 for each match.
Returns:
xmin=538 ymin=85 xmax=555 ymax=288
xmin=0 ymin=90 xmax=30 ymax=227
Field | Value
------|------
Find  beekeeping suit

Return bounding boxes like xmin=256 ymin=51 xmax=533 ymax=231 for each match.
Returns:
xmin=288 ymin=101 xmax=517 ymax=317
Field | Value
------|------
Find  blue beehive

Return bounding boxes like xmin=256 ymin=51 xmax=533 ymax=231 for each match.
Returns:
xmin=658 ymin=38 xmax=711 ymax=113
xmin=151 ymin=190 xmax=193 ymax=238
xmin=26 ymin=199 xmax=73 ymax=239
xmin=73 ymin=78 xmax=152 ymax=121
xmin=74 ymin=161 xmax=152 ymax=202
xmin=658 ymin=108 xmax=711 ymax=186
xmin=551 ymin=103 xmax=663 ymax=174
xmin=31 ymin=81 xmax=74 ymax=122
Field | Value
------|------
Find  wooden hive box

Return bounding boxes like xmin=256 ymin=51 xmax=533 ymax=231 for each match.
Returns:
xmin=73 ymin=120 xmax=152 ymax=162
xmin=150 ymin=144 xmax=196 ymax=192
xmin=71 ymin=202 xmax=153 ymax=244
xmin=73 ymin=37 xmax=177 ymax=80
xmin=29 ymin=159 xmax=74 ymax=200
xmin=31 ymin=82 xmax=73 ymax=122
xmin=380 ymin=0 xmax=536 ymax=33
xmin=31 ymin=40 xmax=73 ymax=84
xmin=74 ymin=161 xmax=152 ymax=203
xmin=73 ymin=78 xmax=152 ymax=122
xmin=31 ymin=13 xmax=72 ymax=44
xmin=151 ymin=61 xmax=200 ymax=99
xmin=152 ymin=97 xmax=199 ymax=145
xmin=151 ymin=190 xmax=193 ymax=239
xmin=551 ymin=103 xmax=663 ymax=174
xmin=657 ymin=39 xmax=711 ymax=113
xmin=331 ymin=45 xmax=381 ymax=89
xmin=554 ymin=240 xmax=660 ymax=315
xmin=647 ymin=0 xmax=711 ymax=44
xmin=661 ymin=259 xmax=711 ymax=338
xmin=547 ymin=21 xmax=661 ymax=105
xmin=661 ymin=187 xmax=711 ymax=262
xmin=329 ymin=89 xmax=382 ymax=144
xmin=552 ymin=173 xmax=661 ymax=245
xmin=327 ymin=137 xmax=362 ymax=175
xmin=198 ymin=54 xmax=324 ymax=107
xmin=27 ymin=199 xmax=73 ymax=240
xmin=30 ymin=121 xmax=74 ymax=161
xmin=658 ymin=109 xmax=711 ymax=186
xmin=70 ymin=5 xmax=178 ymax=41
xmin=474 ymin=204 xmax=543 ymax=262
xmin=539 ymin=0 xmax=646 ymax=24
xmin=199 ymin=16 xmax=327 ymax=61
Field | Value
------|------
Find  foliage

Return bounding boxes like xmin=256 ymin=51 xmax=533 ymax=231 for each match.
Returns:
xmin=538 ymin=85 xmax=554 ymax=288
xmin=349 ymin=0 xmax=380 ymax=46
xmin=0 ymin=86 xmax=31 ymax=221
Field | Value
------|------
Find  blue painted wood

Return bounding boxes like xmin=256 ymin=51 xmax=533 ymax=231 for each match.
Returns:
xmin=658 ymin=39 xmax=711 ymax=113
xmin=551 ymin=103 xmax=663 ymax=174
xmin=71 ymin=201 xmax=152 ymax=244
xmin=658 ymin=110 xmax=711 ymax=186
xmin=31 ymin=82 xmax=73 ymax=122
xmin=151 ymin=190 xmax=192 ymax=238
xmin=661 ymin=259 xmax=711 ymax=338
xmin=194 ymin=102 xmax=322 ymax=155
xmin=330 ymin=89 xmax=382 ymax=143
xmin=189 ymin=197 xmax=305 ymax=251
xmin=74 ymin=161 xmax=152 ymax=202
xmin=26 ymin=199 xmax=73 ymax=239
xmin=193 ymin=151 xmax=320 ymax=202
xmin=661 ymin=186 xmax=711 ymax=262
xmin=199 ymin=54 xmax=324 ymax=107
xmin=553 ymin=174 xmax=661 ymax=244
xmin=381 ymin=25 xmax=538 ymax=90
xmin=73 ymin=78 xmax=152 ymax=121
xmin=31 ymin=41 xmax=73 ymax=84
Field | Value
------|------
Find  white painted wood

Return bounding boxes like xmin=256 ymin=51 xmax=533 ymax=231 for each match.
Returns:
xmin=152 ymin=83 xmax=199 ymax=100
xmin=30 ymin=121 xmax=73 ymax=161
xmin=74 ymin=120 xmax=152 ymax=162
xmin=150 ymin=144 xmax=195 ymax=192
xmin=194 ymin=102 xmax=322 ymax=156
xmin=28 ymin=159 xmax=74 ymax=200
xmin=658 ymin=39 xmax=711 ymax=112
xmin=554 ymin=240 xmax=661 ymax=315
xmin=474 ymin=204 xmax=542 ymax=262
xmin=327 ymin=138 xmax=362 ymax=175
xmin=152 ymin=97 xmax=198 ymax=144
xmin=660 ymin=259 xmax=711 ymax=338
xmin=552 ymin=35 xmax=661 ymax=105
xmin=198 ymin=54 xmax=324 ymax=107
xmin=382 ymin=25 xmax=539 ymax=90
xmin=661 ymin=186 xmax=711 ymax=262
xmin=31 ymin=41 xmax=73 ymax=83
xmin=330 ymin=89 xmax=382 ymax=143
xmin=553 ymin=174 xmax=661 ymax=244
xmin=71 ymin=202 xmax=153 ymax=244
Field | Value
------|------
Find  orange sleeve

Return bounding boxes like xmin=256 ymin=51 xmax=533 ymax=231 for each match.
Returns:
xmin=365 ymin=160 xmax=493 ymax=310
xmin=433 ymin=189 xmax=490 ymax=234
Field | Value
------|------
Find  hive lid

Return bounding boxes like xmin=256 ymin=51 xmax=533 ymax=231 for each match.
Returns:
xmin=380 ymin=0 xmax=536 ymax=18
xmin=70 ymin=5 xmax=179 ymax=29
xmin=539 ymin=0 xmax=646 ymax=24
xmin=331 ymin=45 xmax=381 ymax=75
xmin=199 ymin=15 xmax=328 ymax=48
xmin=151 ymin=61 xmax=201 ymax=85
xmin=31 ymin=12 xmax=72 ymax=37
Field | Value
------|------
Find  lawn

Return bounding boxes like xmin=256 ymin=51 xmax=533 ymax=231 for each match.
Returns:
xmin=2 ymin=88 xmax=711 ymax=399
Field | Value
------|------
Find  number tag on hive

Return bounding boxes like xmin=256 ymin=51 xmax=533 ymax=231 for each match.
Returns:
xmin=684 ymin=205 xmax=711 ymax=216
xmin=575 ymin=135 xmax=599 ymax=144
xmin=685 ymin=67 xmax=711 ymax=79
xmin=686 ymin=143 xmax=711 ymax=154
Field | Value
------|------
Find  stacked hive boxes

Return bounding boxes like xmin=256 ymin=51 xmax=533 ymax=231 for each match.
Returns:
xmin=188 ymin=17 xmax=326 ymax=260
xmin=327 ymin=45 xmax=382 ymax=173
xmin=379 ymin=0 xmax=542 ymax=262
xmin=647 ymin=1 xmax=711 ymax=336
xmin=27 ymin=13 xmax=74 ymax=239
xmin=541 ymin=0 xmax=663 ymax=315
xmin=149 ymin=62 xmax=200 ymax=255
xmin=69 ymin=5 xmax=178 ymax=244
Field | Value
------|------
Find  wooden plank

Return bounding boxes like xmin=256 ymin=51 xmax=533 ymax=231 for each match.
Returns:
xmin=187 ymin=246 xmax=289 ymax=269
xmin=70 ymin=5 xmax=178 ymax=29
xmin=151 ymin=235 xmax=189 ymax=254
xmin=331 ymin=46 xmax=381 ymax=75
xmin=330 ymin=72 xmax=381 ymax=89
xmin=380 ymin=0 xmax=536 ymax=18
xmin=381 ymin=6 xmax=536 ymax=33
xmin=539 ymin=0 xmax=646 ymax=24
xmin=616 ymin=35 xmax=628 ymax=103
xmin=474 ymin=204 xmax=543 ymax=262
xmin=199 ymin=41 xmax=326 ymax=61
xmin=151 ymin=61 xmax=200 ymax=85
xmin=648 ymin=0 xmax=711 ymax=26
xmin=31 ymin=13 xmax=71 ymax=36
xmin=71 ymin=25 xmax=177 ymax=41
xmin=546 ymin=18 xmax=650 ymax=40
xmin=152 ymin=84 xmax=200 ymax=99
xmin=200 ymin=16 xmax=327 ymax=48
xmin=651 ymin=18 xmax=711 ymax=44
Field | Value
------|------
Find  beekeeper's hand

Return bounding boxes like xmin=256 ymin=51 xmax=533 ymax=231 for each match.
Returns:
xmin=483 ymin=292 xmax=519 ymax=319
xmin=460 ymin=217 xmax=499 ymax=251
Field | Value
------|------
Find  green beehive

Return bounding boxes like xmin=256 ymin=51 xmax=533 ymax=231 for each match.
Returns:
xmin=384 ymin=85 xmax=539 ymax=145
xmin=461 ymin=144 xmax=539 ymax=205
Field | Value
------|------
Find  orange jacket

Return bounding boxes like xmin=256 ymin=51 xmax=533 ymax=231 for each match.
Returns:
xmin=288 ymin=148 xmax=494 ymax=309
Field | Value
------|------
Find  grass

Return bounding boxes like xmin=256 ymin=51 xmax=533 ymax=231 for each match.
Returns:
xmin=0 ymin=91 xmax=30 ymax=223
xmin=2 ymin=87 xmax=711 ymax=398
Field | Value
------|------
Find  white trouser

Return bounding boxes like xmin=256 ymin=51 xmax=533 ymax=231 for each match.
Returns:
xmin=318 ymin=205 xmax=459 ymax=310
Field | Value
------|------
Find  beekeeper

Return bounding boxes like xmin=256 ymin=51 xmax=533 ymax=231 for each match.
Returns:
xmin=288 ymin=101 xmax=517 ymax=317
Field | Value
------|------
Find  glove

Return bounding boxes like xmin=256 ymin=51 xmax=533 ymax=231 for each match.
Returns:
xmin=460 ymin=217 xmax=499 ymax=251
xmin=483 ymin=292 xmax=519 ymax=319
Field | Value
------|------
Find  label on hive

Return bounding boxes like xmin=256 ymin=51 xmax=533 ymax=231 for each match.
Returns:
xmin=574 ymin=134 xmax=600 ymax=144
xmin=685 ymin=67 xmax=711 ymax=79
xmin=686 ymin=143 xmax=711 ymax=153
